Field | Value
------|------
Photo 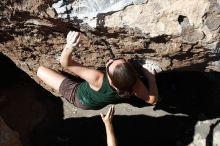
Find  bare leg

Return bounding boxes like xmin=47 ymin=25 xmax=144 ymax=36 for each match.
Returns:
xmin=37 ymin=66 xmax=66 ymax=91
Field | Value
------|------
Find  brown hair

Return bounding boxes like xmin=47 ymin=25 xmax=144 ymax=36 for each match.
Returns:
xmin=110 ymin=62 xmax=137 ymax=92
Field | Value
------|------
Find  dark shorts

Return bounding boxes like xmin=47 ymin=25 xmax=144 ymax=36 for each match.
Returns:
xmin=59 ymin=78 xmax=89 ymax=110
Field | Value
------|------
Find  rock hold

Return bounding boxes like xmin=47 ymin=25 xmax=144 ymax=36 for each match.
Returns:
xmin=142 ymin=60 xmax=162 ymax=74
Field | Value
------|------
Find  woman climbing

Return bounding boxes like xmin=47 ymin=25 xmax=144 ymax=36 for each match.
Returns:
xmin=37 ymin=31 xmax=158 ymax=109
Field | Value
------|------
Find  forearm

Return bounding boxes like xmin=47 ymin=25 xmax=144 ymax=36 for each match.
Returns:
xmin=61 ymin=31 xmax=80 ymax=67
xmin=147 ymin=77 xmax=158 ymax=105
xmin=142 ymin=69 xmax=158 ymax=104
xmin=60 ymin=46 xmax=74 ymax=67
xmin=105 ymin=124 xmax=118 ymax=146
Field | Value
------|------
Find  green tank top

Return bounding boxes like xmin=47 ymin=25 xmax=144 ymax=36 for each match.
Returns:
xmin=76 ymin=74 xmax=121 ymax=108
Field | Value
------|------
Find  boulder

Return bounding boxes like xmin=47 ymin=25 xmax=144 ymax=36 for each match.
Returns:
xmin=0 ymin=0 xmax=220 ymax=95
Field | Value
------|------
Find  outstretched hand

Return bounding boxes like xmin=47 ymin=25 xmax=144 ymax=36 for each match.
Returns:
xmin=65 ymin=31 xmax=80 ymax=51
xmin=100 ymin=105 xmax=115 ymax=126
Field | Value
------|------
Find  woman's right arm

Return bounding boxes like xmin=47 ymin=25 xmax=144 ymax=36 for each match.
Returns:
xmin=60 ymin=31 xmax=80 ymax=68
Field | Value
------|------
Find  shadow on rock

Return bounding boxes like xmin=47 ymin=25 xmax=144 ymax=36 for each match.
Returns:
xmin=206 ymin=119 xmax=220 ymax=146
xmin=31 ymin=115 xmax=196 ymax=146
xmin=0 ymin=53 xmax=64 ymax=146
xmin=154 ymin=71 xmax=220 ymax=120
xmin=116 ymin=71 xmax=220 ymax=121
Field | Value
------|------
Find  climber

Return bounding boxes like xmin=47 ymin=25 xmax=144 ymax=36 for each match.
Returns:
xmin=37 ymin=31 xmax=158 ymax=109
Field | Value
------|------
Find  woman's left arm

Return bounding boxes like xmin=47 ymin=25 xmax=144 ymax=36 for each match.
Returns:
xmin=142 ymin=69 xmax=158 ymax=105
xmin=133 ymin=68 xmax=158 ymax=105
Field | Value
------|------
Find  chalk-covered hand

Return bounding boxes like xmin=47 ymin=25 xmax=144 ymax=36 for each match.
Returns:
xmin=100 ymin=105 xmax=115 ymax=126
xmin=64 ymin=31 xmax=80 ymax=50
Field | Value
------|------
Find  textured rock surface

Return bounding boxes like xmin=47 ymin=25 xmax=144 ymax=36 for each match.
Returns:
xmin=189 ymin=119 xmax=220 ymax=146
xmin=52 ymin=0 xmax=148 ymax=27
xmin=0 ymin=1 xmax=220 ymax=94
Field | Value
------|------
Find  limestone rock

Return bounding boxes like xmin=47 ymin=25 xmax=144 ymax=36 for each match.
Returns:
xmin=0 ymin=0 xmax=220 ymax=95
xmin=189 ymin=119 xmax=220 ymax=146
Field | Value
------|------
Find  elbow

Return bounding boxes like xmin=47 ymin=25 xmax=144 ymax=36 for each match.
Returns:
xmin=37 ymin=66 xmax=44 ymax=79
xmin=59 ymin=52 xmax=70 ymax=68
xmin=146 ymin=95 xmax=158 ymax=105
xmin=60 ymin=61 xmax=66 ymax=68
xmin=60 ymin=59 xmax=68 ymax=68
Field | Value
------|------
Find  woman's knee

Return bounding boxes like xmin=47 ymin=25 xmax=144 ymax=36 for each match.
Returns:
xmin=37 ymin=66 xmax=66 ymax=90
xmin=37 ymin=66 xmax=47 ymax=78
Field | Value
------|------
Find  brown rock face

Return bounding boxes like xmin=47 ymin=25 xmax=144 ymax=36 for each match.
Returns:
xmin=0 ymin=0 xmax=220 ymax=94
